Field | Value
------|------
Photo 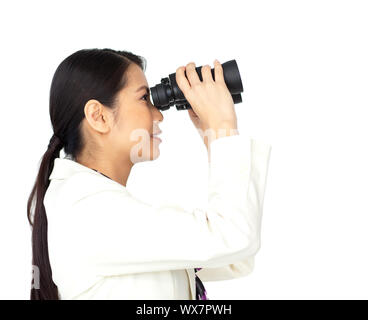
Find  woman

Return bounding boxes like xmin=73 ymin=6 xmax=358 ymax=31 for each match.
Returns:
xmin=27 ymin=48 xmax=271 ymax=300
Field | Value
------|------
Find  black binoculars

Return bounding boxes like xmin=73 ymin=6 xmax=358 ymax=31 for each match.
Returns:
xmin=149 ymin=59 xmax=244 ymax=111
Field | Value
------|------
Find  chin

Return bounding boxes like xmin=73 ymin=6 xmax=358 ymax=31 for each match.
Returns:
xmin=150 ymin=148 xmax=160 ymax=161
xmin=150 ymin=138 xmax=161 ymax=160
xmin=130 ymin=140 xmax=161 ymax=163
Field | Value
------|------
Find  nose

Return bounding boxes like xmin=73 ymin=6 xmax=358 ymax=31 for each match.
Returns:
xmin=151 ymin=104 xmax=164 ymax=122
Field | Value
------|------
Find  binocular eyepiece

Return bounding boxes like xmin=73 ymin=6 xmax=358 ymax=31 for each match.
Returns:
xmin=149 ymin=59 xmax=244 ymax=111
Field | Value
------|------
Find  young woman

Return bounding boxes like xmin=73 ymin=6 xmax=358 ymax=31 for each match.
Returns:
xmin=27 ymin=48 xmax=271 ymax=300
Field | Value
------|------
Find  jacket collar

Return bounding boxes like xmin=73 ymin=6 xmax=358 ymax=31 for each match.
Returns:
xmin=49 ymin=156 xmax=103 ymax=180
xmin=49 ymin=156 xmax=131 ymax=197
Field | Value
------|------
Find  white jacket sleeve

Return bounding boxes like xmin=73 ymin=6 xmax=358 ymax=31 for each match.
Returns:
xmin=69 ymin=134 xmax=272 ymax=277
xmin=195 ymin=136 xmax=271 ymax=281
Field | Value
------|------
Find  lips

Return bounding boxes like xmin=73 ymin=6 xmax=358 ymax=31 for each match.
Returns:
xmin=150 ymin=130 xmax=162 ymax=137
xmin=151 ymin=130 xmax=162 ymax=143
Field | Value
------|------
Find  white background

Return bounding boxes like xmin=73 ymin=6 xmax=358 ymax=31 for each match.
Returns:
xmin=0 ymin=0 xmax=367 ymax=299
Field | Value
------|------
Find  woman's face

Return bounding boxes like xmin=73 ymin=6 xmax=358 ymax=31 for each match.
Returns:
xmin=109 ymin=63 xmax=164 ymax=164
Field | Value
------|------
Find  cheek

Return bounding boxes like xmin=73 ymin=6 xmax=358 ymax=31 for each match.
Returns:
xmin=129 ymin=109 xmax=153 ymax=135
xmin=115 ymin=110 xmax=153 ymax=148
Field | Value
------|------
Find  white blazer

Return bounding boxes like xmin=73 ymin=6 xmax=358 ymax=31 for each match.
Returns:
xmin=44 ymin=134 xmax=271 ymax=299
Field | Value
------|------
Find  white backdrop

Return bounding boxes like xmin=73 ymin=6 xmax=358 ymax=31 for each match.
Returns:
xmin=0 ymin=0 xmax=367 ymax=299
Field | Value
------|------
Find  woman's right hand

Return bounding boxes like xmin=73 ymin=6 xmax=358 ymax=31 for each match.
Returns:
xmin=175 ymin=60 xmax=238 ymax=146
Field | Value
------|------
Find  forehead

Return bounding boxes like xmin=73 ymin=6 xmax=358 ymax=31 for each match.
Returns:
xmin=125 ymin=63 xmax=148 ymax=89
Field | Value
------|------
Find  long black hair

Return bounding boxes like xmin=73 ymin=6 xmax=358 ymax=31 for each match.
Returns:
xmin=26 ymin=48 xmax=146 ymax=300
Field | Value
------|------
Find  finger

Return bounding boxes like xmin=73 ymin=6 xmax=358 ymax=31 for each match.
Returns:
xmin=176 ymin=66 xmax=191 ymax=95
xmin=185 ymin=62 xmax=201 ymax=87
xmin=201 ymin=64 xmax=214 ymax=83
xmin=214 ymin=59 xmax=225 ymax=84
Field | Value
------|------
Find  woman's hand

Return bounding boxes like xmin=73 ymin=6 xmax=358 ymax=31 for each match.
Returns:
xmin=176 ymin=60 xmax=238 ymax=149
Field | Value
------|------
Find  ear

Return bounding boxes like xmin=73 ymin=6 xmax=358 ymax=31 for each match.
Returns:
xmin=83 ymin=99 xmax=112 ymax=135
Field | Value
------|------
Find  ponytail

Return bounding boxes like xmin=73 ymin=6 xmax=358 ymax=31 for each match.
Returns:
xmin=27 ymin=133 xmax=63 ymax=299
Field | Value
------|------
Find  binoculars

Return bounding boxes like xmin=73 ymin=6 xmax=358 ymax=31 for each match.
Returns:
xmin=149 ymin=59 xmax=244 ymax=111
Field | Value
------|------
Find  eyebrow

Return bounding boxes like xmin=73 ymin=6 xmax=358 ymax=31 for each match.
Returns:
xmin=135 ymin=85 xmax=150 ymax=94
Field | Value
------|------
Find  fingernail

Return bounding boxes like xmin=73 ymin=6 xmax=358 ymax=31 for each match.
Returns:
xmin=214 ymin=59 xmax=220 ymax=64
